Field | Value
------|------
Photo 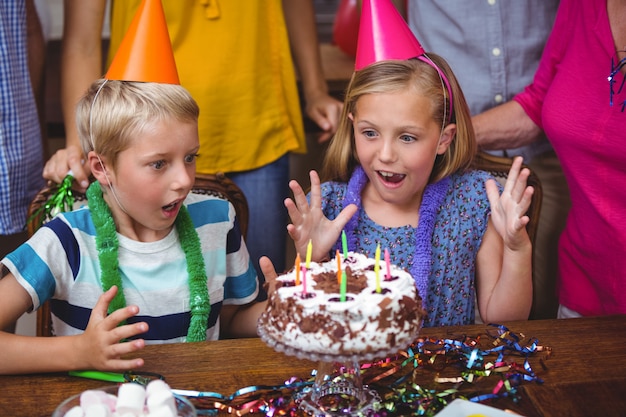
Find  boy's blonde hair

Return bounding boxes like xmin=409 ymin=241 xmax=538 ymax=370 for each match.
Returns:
xmin=76 ymin=80 xmax=200 ymax=169
xmin=322 ymin=55 xmax=476 ymax=183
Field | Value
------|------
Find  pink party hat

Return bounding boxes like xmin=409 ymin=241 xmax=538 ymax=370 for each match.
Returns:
xmin=105 ymin=0 xmax=180 ymax=84
xmin=355 ymin=0 xmax=425 ymax=70
xmin=354 ymin=0 xmax=454 ymax=121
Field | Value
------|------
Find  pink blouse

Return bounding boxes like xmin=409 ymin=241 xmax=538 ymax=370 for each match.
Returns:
xmin=514 ymin=0 xmax=626 ymax=315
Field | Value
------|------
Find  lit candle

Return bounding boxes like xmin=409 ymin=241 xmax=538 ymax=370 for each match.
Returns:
xmin=295 ymin=253 xmax=301 ymax=286
xmin=384 ymin=248 xmax=391 ymax=280
xmin=340 ymin=270 xmax=347 ymax=302
xmin=374 ymin=243 xmax=381 ymax=293
xmin=306 ymin=239 xmax=312 ymax=269
xmin=336 ymin=249 xmax=341 ymax=285
xmin=341 ymin=230 xmax=348 ymax=259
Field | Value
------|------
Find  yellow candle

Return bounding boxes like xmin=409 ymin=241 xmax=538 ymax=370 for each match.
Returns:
xmin=375 ymin=243 xmax=381 ymax=293
xmin=336 ymin=249 xmax=341 ymax=284
xmin=295 ymin=253 xmax=301 ymax=286
xmin=306 ymin=239 xmax=312 ymax=268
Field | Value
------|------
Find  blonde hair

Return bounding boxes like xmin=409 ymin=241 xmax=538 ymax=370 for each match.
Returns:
xmin=321 ymin=55 xmax=476 ymax=183
xmin=76 ymin=80 xmax=200 ymax=169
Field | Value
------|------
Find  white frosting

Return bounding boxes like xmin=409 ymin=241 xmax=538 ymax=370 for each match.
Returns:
xmin=259 ymin=252 xmax=423 ymax=357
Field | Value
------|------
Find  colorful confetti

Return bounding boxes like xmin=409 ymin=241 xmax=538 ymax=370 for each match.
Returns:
xmin=184 ymin=324 xmax=551 ymax=416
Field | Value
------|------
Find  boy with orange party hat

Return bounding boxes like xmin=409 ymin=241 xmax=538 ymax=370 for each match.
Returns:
xmin=0 ymin=0 xmax=268 ymax=375
xmin=275 ymin=0 xmax=534 ymax=327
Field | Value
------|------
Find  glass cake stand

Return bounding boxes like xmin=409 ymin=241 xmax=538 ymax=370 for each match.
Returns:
xmin=297 ymin=358 xmax=380 ymax=417
xmin=258 ymin=320 xmax=420 ymax=416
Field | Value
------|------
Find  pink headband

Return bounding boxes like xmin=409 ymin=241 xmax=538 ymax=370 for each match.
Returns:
xmin=417 ymin=55 xmax=454 ymax=123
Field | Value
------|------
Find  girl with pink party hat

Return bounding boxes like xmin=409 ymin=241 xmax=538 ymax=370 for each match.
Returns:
xmin=270 ymin=0 xmax=535 ymax=327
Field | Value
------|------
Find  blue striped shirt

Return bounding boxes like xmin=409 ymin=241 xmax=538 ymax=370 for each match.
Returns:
xmin=3 ymin=193 xmax=259 ymax=343
xmin=0 ymin=1 xmax=44 ymax=234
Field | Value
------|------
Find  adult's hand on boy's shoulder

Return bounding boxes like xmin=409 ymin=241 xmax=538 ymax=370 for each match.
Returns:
xmin=78 ymin=286 xmax=147 ymax=371
xmin=42 ymin=145 xmax=91 ymax=191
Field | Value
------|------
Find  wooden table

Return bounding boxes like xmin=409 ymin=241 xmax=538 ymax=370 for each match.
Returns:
xmin=1 ymin=315 xmax=625 ymax=416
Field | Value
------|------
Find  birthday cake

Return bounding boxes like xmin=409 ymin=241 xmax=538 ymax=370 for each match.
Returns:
xmin=258 ymin=251 xmax=424 ymax=359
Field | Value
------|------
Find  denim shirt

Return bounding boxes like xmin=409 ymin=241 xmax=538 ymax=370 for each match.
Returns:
xmin=408 ymin=0 xmax=559 ymax=161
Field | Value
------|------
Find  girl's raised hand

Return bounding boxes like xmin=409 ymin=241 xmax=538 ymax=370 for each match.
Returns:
xmin=285 ymin=170 xmax=357 ymax=261
xmin=76 ymin=286 xmax=147 ymax=371
xmin=485 ymin=156 xmax=534 ymax=250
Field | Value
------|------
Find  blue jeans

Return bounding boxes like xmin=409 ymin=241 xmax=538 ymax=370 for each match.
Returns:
xmin=228 ymin=155 xmax=290 ymax=298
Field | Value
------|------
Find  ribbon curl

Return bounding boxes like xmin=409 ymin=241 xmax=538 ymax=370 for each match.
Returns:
xmin=183 ymin=324 xmax=550 ymax=416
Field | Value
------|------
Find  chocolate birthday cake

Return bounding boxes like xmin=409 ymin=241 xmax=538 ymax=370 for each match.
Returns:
xmin=258 ymin=252 xmax=424 ymax=358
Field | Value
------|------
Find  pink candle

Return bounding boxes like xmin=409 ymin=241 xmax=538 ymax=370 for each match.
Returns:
xmin=384 ymin=248 xmax=391 ymax=280
xmin=375 ymin=244 xmax=381 ymax=293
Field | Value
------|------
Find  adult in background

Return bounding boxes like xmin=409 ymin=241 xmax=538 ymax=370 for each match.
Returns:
xmin=467 ymin=0 xmax=625 ymax=318
xmin=44 ymin=0 xmax=343 ymax=281
xmin=0 ymin=0 xmax=44 ymax=262
xmin=406 ymin=0 xmax=568 ymax=319
xmin=0 ymin=0 xmax=45 ymax=331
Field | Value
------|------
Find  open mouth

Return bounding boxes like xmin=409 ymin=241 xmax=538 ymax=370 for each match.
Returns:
xmin=378 ymin=170 xmax=405 ymax=184
xmin=162 ymin=200 xmax=180 ymax=214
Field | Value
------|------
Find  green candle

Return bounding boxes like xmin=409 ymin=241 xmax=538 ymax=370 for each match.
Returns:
xmin=341 ymin=230 xmax=348 ymax=258
xmin=340 ymin=270 xmax=347 ymax=302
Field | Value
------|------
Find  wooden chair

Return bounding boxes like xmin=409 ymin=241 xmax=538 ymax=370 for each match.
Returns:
xmin=26 ymin=172 xmax=248 ymax=337
xmin=472 ymin=152 xmax=543 ymax=246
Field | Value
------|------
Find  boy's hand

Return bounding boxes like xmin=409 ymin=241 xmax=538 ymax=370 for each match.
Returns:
xmin=77 ymin=286 xmax=147 ymax=371
xmin=486 ymin=156 xmax=534 ymax=250
xmin=285 ymin=170 xmax=357 ymax=261
xmin=259 ymin=256 xmax=278 ymax=295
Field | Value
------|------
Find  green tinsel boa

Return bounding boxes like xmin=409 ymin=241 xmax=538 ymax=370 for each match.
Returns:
xmin=86 ymin=181 xmax=210 ymax=342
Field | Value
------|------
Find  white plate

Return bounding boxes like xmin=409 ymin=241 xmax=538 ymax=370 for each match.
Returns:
xmin=433 ymin=399 xmax=519 ymax=417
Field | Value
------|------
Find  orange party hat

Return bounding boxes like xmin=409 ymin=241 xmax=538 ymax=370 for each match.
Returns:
xmin=105 ymin=0 xmax=179 ymax=84
xmin=355 ymin=0 xmax=425 ymax=70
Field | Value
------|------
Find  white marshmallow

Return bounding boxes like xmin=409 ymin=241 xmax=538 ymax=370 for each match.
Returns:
xmin=145 ymin=379 xmax=171 ymax=396
xmin=83 ymin=403 xmax=111 ymax=417
xmin=62 ymin=405 xmax=85 ymax=417
xmin=80 ymin=389 xmax=113 ymax=410
xmin=115 ymin=383 xmax=146 ymax=414
xmin=146 ymin=390 xmax=176 ymax=416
